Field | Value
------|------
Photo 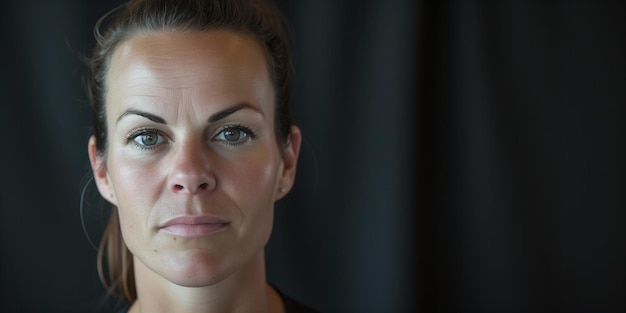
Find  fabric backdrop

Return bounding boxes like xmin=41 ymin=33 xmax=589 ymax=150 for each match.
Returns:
xmin=0 ymin=1 xmax=623 ymax=312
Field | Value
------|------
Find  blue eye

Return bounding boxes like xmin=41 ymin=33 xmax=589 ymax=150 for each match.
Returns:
xmin=214 ymin=126 xmax=254 ymax=144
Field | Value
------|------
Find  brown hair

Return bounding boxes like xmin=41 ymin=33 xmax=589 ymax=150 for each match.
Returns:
xmin=87 ymin=0 xmax=294 ymax=302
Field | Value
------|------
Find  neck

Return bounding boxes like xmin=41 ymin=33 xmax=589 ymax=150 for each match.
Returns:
xmin=129 ymin=250 xmax=284 ymax=313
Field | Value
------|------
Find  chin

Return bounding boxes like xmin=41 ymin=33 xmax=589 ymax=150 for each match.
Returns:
xmin=159 ymin=249 xmax=237 ymax=287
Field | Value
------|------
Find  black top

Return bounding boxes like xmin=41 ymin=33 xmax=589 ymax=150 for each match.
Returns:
xmin=275 ymin=286 xmax=320 ymax=313
xmin=115 ymin=287 xmax=319 ymax=313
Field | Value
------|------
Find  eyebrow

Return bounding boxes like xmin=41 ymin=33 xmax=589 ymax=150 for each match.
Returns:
xmin=116 ymin=109 xmax=166 ymax=124
xmin=207 ymin=102 xmax=265 ymax=123
xmin=116 ymin=102 xmax=264 ymax=125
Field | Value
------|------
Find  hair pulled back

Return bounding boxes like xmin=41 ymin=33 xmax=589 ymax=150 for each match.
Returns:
xmin=87 ymin=0 xmax=294 ymax=302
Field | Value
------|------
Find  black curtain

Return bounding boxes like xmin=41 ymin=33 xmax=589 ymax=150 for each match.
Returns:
xmin=1 ymin=1 xmax=623 ymax=312
xmin=415 ymin=2 xmax=624 ymax=312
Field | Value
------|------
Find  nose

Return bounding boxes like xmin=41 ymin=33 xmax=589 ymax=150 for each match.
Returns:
xmin=168 ymin=140 xmax=216 ymax=195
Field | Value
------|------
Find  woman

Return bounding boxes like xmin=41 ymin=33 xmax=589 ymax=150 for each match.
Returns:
xmin=86 ymin=0 xmax=316 ymax=312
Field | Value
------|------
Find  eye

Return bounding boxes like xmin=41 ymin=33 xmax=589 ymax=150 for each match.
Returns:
xmin=129 ymin=129 xmax=166 ymax=148
xmin=214 ymin=126 xmax=254 ymax=145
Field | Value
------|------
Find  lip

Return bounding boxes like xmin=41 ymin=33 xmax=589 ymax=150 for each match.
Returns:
xmin=159 ymin=215 xmax=230 ymax=238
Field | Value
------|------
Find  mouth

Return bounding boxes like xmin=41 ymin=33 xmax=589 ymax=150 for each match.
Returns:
xmin=159 ymin=215 xmax=230 ymax=238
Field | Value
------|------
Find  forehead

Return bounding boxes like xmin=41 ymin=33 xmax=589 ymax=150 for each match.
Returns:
xmin=109 ymin=30 xmax=269 ymax=86
xmin=105 ymin=30 xmax=273 ymax=117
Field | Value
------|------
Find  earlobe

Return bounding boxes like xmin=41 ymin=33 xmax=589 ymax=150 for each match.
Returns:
xmin=276 ymin=126 xmax=301 ymax=200
xmin=88 ymin=136 xmax=116 ymax=204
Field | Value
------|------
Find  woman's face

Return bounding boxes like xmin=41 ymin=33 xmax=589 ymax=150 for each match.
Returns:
xmin=89 ymin=31 xmax=299 ymax=287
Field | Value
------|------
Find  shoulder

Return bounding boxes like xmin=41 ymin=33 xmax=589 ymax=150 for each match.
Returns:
xmin=115 ymin=302 xmax=130 ymax=313
xmin=275 ymin=287 xmax=322 ymax=313
xmin=112 ymin=290 xmax=320 ymax=313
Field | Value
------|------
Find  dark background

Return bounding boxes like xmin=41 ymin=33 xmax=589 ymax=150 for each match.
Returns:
xmin=0 ymin=0 xmax=623 ymax=312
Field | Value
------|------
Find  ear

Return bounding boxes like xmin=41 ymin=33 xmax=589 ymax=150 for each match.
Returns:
xmin=275 ymin=125 xmax=302 ymax=200
xmin=88 ymin=136 xmax=117 ymax=205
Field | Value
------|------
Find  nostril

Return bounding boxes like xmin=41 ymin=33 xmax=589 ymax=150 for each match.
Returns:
xmin=171 ymin=182 xmax=210 ymax=193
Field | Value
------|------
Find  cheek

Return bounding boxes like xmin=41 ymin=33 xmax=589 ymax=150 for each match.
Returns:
xmin=220 ymin=148 xmax=282 ymax=239
xmin=225 ymin=154 xmax=278 ymax=254
xmin=227 ymin=150 xmax=281 ymax=202
xmin=109 ymin=156 xmax=164 ymax=205
xmin=107 ymin=155 xmax=165 ymax=245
